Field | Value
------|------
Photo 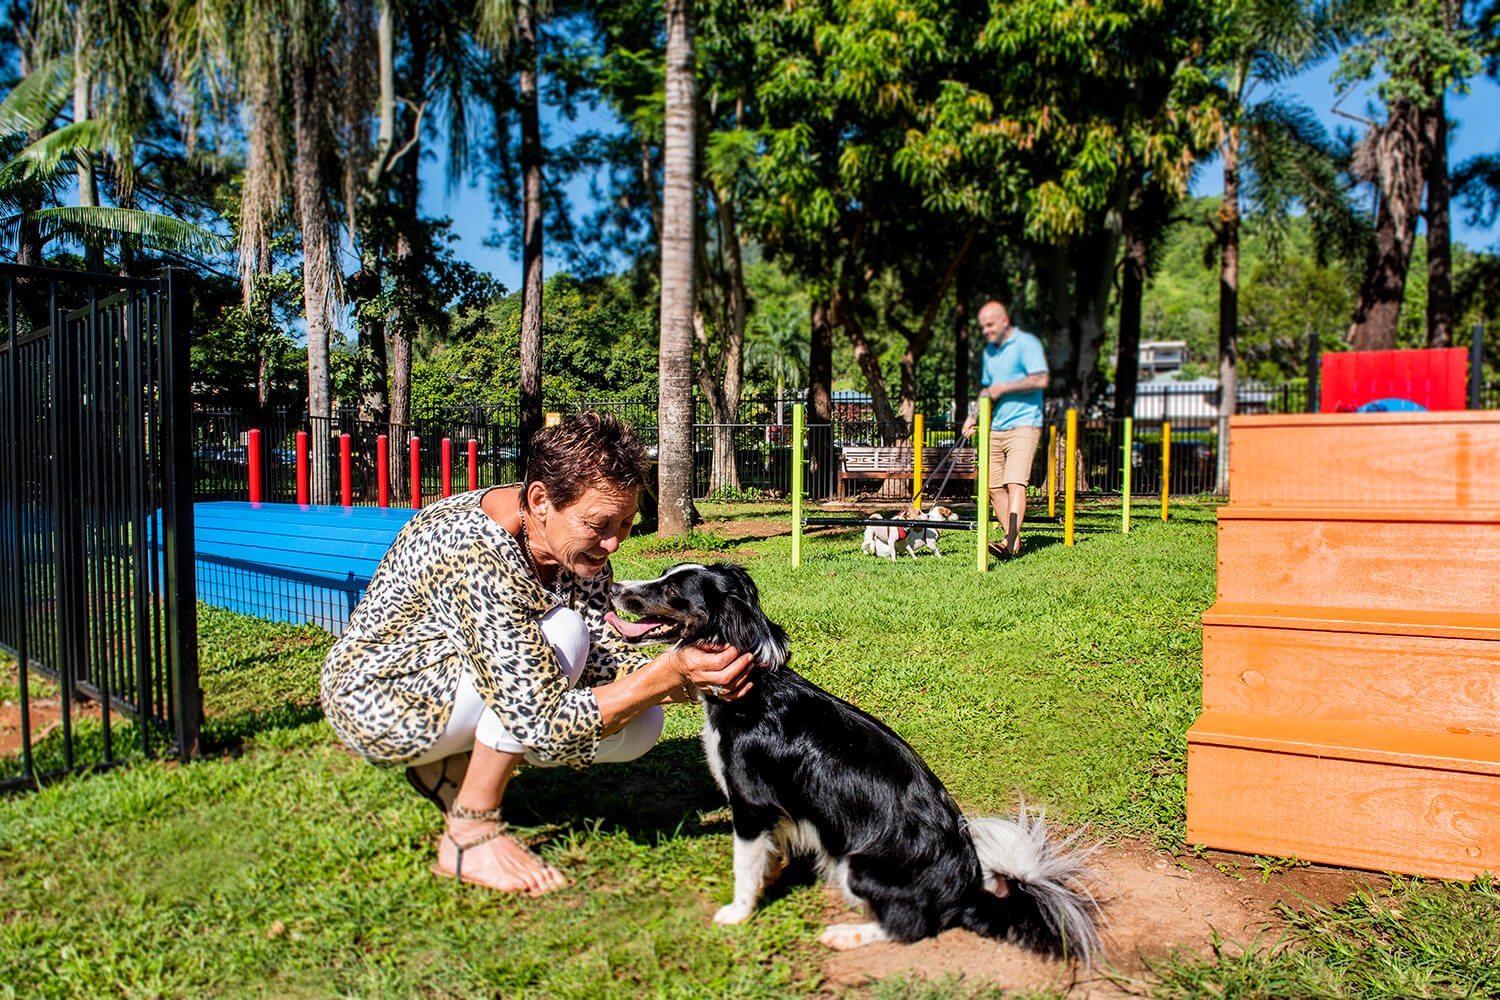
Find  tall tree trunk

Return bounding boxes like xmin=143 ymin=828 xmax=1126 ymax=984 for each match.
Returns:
xmin=387 ymin=7 xmax=428 ymax=489
xmin=1349 ymin=100 xmax=1424 ymax=351
xmin=1216 ymin=127 xmax=1240 ymax=495
xmin=1423 ymin=91 xmax=1453 ymax=348
xmin=1114 ymin=200 xmax=1147 ymax=423
xmin=833 ymin=283 xmax=905 ymax=445
xmin=517 ymin=0 xmax=545 ymax=469
xmin=808 ymin=296 xmax=835 ymax=497
xmin=695 ymin=180 xmax=747 ymax=494
xmin=255 ymin=242 xmax=274 ymax=416
xmin=356 ymin=0 xmax=395 ymax=427
xmin=895 ymin=221 xmax=977 ymax=431
xmin=14 ymin=44 xmax=42 ymax=266
xmin=73 ymin=23 xmax=103 ymax=273
xmin=293 ymin=48 xmax=335 ymax=504
xmin=1038 ymin=200 xmax=1123 ymax=405
xmin=952 ymin=268 xmax=972 ymax=429
xmin=657 ymin=0 xmax=697 ymax=534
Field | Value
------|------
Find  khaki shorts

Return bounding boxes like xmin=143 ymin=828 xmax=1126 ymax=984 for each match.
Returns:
xmin=989 ymin=426 xmax=1042 ymax=488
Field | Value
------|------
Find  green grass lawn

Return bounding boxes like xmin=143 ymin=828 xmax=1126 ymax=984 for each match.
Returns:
xmin=1 ymin=500 xmax=1494 ymax=998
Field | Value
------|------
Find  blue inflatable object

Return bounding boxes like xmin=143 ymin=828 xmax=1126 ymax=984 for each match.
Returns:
xmin=1357 ymin=397 xmax=1427 ymax=413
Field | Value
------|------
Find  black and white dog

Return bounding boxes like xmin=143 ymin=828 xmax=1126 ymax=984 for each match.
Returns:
xmin=607 ymin=562 xmax=1103 ymax=960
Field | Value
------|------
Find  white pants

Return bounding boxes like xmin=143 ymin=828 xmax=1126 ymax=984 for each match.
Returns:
xmin=410 ymin=606 xmax=663 ymax=768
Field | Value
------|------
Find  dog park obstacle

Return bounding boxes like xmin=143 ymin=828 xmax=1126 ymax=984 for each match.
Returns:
xmin=186 ymin=502 xmax=417 ymax=635
xmin=1186 ymin=410 xmax=1500 ymax=879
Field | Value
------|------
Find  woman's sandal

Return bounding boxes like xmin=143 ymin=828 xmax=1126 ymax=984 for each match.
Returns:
xmin=404 ymin=751 xmax=470 ymax=817
xmin=431 ymin=802 xmax=509 ymax=886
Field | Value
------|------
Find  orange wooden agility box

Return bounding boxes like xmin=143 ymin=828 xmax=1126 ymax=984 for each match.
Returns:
xmin=1185 ymin=411 xmax=1500 ymax=879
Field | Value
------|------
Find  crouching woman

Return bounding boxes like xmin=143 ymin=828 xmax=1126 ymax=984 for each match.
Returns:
xmin=321 ymin=412 xmax=753 ymax=895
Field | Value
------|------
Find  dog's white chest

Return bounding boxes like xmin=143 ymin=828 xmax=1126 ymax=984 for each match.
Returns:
xmin=701 ymin=712 xmax=730 ymax=798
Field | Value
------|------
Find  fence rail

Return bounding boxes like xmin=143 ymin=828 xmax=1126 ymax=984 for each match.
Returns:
xmin=194 ymin=377 xmax=1498 ymax=507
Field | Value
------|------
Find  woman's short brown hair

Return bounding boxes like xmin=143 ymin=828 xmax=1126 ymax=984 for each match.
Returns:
xmin=522 ymin=411 xmax=648 ymax=511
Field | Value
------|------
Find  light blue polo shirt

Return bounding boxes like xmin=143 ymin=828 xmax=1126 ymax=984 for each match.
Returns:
xmin=980 ymin=329 xmax=1048 ymax=430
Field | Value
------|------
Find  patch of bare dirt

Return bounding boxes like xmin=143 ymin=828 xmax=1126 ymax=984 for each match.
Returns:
xmin=817 ymin=839 xmax=1382 ymax=997
xmin=1 ymin=695 xmax=128 ymax=759
xmin=0 ymin=696 xmax=65 ymax=758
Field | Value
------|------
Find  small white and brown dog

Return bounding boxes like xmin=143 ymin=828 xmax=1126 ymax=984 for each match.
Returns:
xmin=861 ymin=505 xmax=958 ymax=560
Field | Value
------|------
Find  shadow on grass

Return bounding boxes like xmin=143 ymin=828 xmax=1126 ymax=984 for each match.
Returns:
xmin=504 ymin=735 xmax=735 ymax=845
xmin=199 ymin=701 xmax=325 ymax=754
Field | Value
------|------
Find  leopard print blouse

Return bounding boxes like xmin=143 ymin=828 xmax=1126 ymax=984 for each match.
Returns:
xmin=321 ymin=489 xmax=652 ymax=767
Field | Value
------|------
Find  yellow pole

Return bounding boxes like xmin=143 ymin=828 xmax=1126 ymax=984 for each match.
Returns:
xmin=1064 ymin=408 xmax=1077 ymax=547
xmin=791 ymin=403 xmax=803 ymax=568
xmin=912 ymin=413 xmax=924 ymax=510
xmin=976 ymin=397 xmax=991 ymax=572
xmin=1161 ymin=421 xmax=1171 ymax=521
xmin=1047 ymin=424 xmax=1057 ymax=519
xmin=1122 ymin=416 xmax=1133 ymax=534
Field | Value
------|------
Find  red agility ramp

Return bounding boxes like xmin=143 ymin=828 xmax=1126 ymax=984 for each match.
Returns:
xmin=1320 ymin=347 xmax=1467 ymax=412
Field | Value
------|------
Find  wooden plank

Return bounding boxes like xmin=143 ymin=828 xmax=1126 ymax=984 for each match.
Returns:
xmin=1219 ymin=506 xmax=1500 ymax=523
xmin=1202 ymin=624 xmax=1500 ymax=734
xmin=1203 ymin=601 xmax=1500 ymax=640
xmin=1227 ymin=411 xmax=1500 ymax=509
xmin=1216 ymin=517 xmax=1500 ymax=614
xmin=1186 ymin=740 xmax=1500 ymax=879
xmin=1187 ymin=711 xmax=1500 ymax=774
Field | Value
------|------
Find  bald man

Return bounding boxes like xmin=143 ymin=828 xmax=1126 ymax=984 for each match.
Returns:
xmin=959 ymin=302 xmax=1049 ymax=559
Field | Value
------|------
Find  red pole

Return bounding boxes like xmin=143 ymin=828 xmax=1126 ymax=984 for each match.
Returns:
xmin=377 ymin=434 xmax=389 ymax=507
xmin=247 ymin=429 xmax=262 ymax=503
xmin=296 ymin=431 xmax=309 ymax=505
xmin=467 ymin=439 xmax=478 ymax=491
xmin=410 ymin=435 xmax=421 ymax=509
xmin=340 ymin=433 xmax=352 ymax=508
xmin=441 ymin=437 xmax=452 ymax=498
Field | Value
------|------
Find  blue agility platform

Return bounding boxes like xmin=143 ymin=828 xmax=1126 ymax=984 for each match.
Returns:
xmin=187 ymin=502 xmax=419 ymax=635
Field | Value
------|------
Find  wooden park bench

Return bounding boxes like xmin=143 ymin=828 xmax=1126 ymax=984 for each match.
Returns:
xmin=836 ymin=445 xmax=978 ymax=499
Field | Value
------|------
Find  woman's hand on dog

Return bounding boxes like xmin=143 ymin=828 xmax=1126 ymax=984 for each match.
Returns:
xmin=670 ymin=644 xmax=756 ymax=700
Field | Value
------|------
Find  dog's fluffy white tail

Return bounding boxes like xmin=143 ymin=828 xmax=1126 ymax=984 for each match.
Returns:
xmin=965 ymin=805 xmax=1104 ymax=965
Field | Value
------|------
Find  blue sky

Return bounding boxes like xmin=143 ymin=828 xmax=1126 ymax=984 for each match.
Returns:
xmin=421 ymin=57 xmax=1500 ymax=292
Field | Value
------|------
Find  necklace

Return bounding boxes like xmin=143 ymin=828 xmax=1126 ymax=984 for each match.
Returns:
xmin=518 ymin=507 xmax=559 ymax=595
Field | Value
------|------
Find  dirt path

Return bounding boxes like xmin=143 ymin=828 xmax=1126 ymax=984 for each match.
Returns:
xmin=818 ymin=838 xmax=1381 ymax=996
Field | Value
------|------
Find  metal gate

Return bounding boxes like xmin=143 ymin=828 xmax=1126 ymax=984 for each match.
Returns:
xmin=1 ymin=265 xmax=198 ymax=791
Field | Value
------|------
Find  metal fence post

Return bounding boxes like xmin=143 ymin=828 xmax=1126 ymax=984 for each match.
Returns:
xmin=161 ymin=269 xmax=200 ymax=760
xmin=5 ymin=272 xmax=35 ymax=784
xmin=1470 ymin=322 xmax=1485 ymax=410
xmin=1306 ymin=329 xmax=1321 ymax=414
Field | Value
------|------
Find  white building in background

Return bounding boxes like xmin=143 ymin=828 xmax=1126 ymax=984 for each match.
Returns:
xmin=1138 ymin=340 xmax=1189 ymax=379
xmin=1112 ymin=341 xmax=1277 ymax=426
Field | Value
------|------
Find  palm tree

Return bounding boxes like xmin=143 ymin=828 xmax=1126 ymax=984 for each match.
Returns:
xmin=746 ymin=309 xmax=809 ymax=428
xmin=657 ymin=0 xmax=697 ymax=535
xmin=1340 ymin=0 xmax=1480 ymax=350
xmin=1208 ymin=0 xmax=1348 ymax=488
xmin=0 ymin=60 xmax=228 ymax=264
xmin=476 ymin=0 xmax=546 ymax=465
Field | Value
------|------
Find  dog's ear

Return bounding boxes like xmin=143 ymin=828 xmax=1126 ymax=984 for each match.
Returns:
xmin=718 ymin=594 xmax=789 ymax=669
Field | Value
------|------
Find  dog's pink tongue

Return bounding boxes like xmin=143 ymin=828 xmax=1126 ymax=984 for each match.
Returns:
xmin=605 ymin=611 xmax=664 ymax=639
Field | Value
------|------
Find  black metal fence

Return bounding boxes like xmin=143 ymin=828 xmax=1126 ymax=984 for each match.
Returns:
xmin=2 ymin=265 xmax=198 ymax=792
xmin=192 ymin=375 xmax=1498 ymax=508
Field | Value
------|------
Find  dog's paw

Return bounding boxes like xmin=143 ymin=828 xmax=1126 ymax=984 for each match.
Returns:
xmin=817 ymin=922 xmax=890 ymax=950
xmin=713 ymin=902 xmax=755 ymax=925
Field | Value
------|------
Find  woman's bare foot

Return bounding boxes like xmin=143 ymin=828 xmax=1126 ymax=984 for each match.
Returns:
xmin=433 ymin=815 xmax=570 ymax=896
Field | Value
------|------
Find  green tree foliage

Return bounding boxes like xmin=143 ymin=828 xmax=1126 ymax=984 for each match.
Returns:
xmin=1131 ymin=196 xmax=1358 ymax=382
xmin=1337 ymin=0 xmax=1483 ymax=349
xmin=411 ymin=272 xmax=658 ymax=410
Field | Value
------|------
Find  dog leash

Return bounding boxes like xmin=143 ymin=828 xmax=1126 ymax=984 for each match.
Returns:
xmin=921 ymin=430 xmax=973 ymax=507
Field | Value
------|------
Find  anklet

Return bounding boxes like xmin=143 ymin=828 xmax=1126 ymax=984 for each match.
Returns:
xmin=448 ymin=802 xmax=505 ymax=825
